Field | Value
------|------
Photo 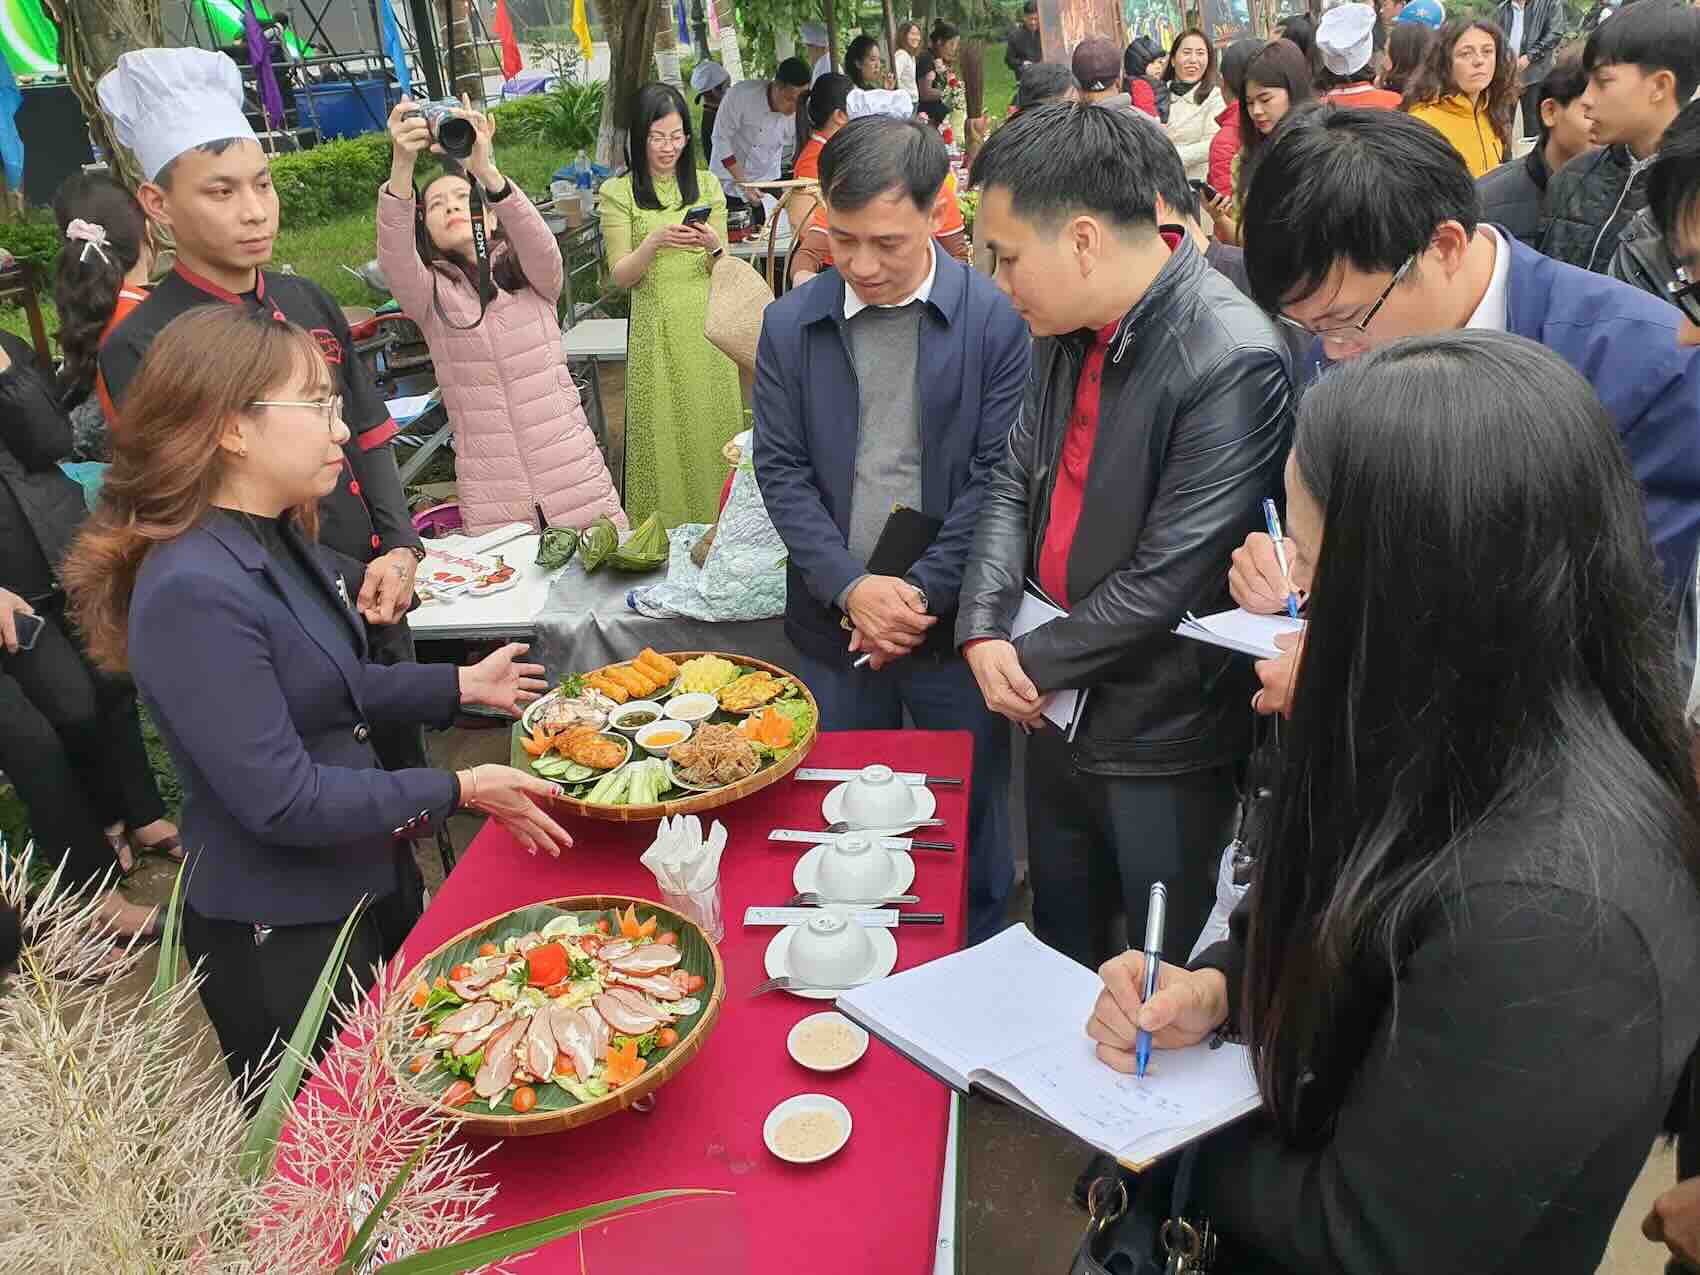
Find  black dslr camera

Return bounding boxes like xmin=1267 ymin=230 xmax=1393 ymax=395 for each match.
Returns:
xmin=410 ymin=100 xmax=476 ymax=160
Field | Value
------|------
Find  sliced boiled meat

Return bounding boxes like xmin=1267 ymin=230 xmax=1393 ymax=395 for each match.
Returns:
xmin=610 ymin=971 xmax=684 ymax=1001
xmin=605 ymin=985 xmax=677 ymax=1022
xmin=593 ymin=992 xmax=664 ymax=1036
xmin=596 ymin=939 xmax=636 ymax=962
xmin=524 ymin=1009 xmax=558 ymax=1079
xmin=438 ymin=1001 xmax=499 ymax=1034
xmin=515 ymin=931 xmax=546 ymax=953
xmin=548 ymin=1004 xmax=597 ymax=1081
xmin=448 ymin=978 xmax=487 ymax=1000
xmin=473 ymin=1019 xmax=526 ymax=1099
xmin=610 ymin=945 xmax=682 ymax=976
xmin=580 ymin=1005 xmax=611 ymax=1061
xmin=452 ymin=1009 xmax=514 ymax=1056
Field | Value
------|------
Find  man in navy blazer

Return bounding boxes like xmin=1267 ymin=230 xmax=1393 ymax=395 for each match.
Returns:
xmin=1226 ymin=106 xmax=1700 ymax=715
xmin=753 ymin=116 xmax=1030 ymax=943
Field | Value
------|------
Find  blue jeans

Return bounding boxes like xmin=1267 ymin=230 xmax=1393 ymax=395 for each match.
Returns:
xmin=792 ymin=648 xmax=1014 ymax=945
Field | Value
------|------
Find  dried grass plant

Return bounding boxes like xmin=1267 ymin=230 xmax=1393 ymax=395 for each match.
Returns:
xmin=0 ymin=845 xmax=719 ymax=1273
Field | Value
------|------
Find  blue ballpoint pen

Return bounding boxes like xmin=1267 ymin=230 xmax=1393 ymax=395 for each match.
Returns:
xmin=1134 ymin=881 xmax=1167 ymax=1079
xmin=1262 ymin=498 xmax=1301 ymax=621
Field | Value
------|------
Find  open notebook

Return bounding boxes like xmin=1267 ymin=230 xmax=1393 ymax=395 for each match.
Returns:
xmin=836 ymin=925 xmax=1261 ymax=1168
xmin=1174 ymin=608 xmax=1305 ymax=660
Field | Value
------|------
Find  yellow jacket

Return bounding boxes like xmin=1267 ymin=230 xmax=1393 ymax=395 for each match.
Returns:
xmin=1406 ymin=95 xmax=1505 ymax=179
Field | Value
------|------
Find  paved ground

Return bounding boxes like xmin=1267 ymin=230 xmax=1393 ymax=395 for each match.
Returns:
xmin=105 ymin=717 xmax=1678 ymax=1272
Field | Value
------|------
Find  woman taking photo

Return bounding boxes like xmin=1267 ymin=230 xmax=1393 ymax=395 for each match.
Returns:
xmin=916 ymin=21 xmax=959 ymax=126
xmin=893 ymin=20 xmax=922 ymax=102
xmin=64 ymin=306 xmax=574 ymax=1079
xmin=51 ymin=173 xmax=155 ymax=460
xmin=1 ymin=324 xmax=176 ymax=946
xmin=599 ymin=83 xmax=745 ymax=528
xmin=379 ymin=97 xmax=622 ymax=536
xmin=1402 ymin=17 xmax=1515 ymax=177
xmin=1162 ymin=28 xmax=1224 ymax=181
xmin=1209 ymin=39 xmax=1313 ymax=245
xmin=1087 ymin=332 xmax=1700 ymax=1272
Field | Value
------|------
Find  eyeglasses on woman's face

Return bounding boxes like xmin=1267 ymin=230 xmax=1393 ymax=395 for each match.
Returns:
xmin=648 ymin=128 xmax=687 ymax=150
xmin=249 ymin=395 xmax=345 ymax=434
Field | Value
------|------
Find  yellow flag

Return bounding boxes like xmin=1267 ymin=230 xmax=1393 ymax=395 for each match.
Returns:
xmin=572 ymin=0 xmax=594 ymax=65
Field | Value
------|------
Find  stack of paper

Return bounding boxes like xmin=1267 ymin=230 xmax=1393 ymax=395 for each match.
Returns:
xmin=1010 ymin=591 xmax=1086 ymax=740
xmin=1174 ymin=608 xmax=1304 ymax=660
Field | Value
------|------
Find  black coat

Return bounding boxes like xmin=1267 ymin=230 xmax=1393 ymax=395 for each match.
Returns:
xmin=1191 ymin=764 xmax=1700 ymax=1273
xmin=0 ymin=331 xmax=88 ymax=599
xmin=1539 ymin=143 xmax=1654 ymax=273
xmin=956 ymin=239 xmax=1294 ymax=776
xmin=1004 ymin=23 xmax=1043 ymax=75
xmin=1495 ymin=0 xmax=1563 ymax=81
xmin=1475 ymin=145 xmax=1552 ymax=248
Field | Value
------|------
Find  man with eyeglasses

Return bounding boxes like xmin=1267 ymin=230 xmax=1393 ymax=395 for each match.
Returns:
xmin=1227 ymin=106 xmax=1700 ymax=716
xmin=96 ymin=49 xmax=426 ymax=769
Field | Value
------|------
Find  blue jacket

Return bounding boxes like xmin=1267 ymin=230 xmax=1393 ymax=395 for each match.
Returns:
xmin=751 ymin=251 xmax=1031 ymax=659
xmin=130 ymin=512 xmax=460 ymax=926
xmin=1303 ymin=232 xmax=1700 ymax=593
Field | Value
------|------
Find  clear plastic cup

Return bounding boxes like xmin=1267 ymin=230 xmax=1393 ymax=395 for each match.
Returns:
xmin=663 ymin=873 xmax=723 ymax=943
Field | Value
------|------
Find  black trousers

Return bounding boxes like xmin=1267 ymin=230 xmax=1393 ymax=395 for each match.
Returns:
xmin=1025 ymin=729 xmax=1239 ymax=972
xmin=183 ymin=880 xmax=422 ymax=1089
xmin=1521 ymin=79 xmax=1544 ymax=141
xmin=0 ymin=600 xmax=164 ymax=891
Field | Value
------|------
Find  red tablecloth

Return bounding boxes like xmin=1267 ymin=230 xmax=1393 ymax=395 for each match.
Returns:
xmin=386 ymin=730 xmax=970 ymax=1272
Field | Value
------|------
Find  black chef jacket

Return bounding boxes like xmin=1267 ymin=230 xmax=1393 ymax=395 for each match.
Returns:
xmin=99 ymin=263 xmax=419 ymax=566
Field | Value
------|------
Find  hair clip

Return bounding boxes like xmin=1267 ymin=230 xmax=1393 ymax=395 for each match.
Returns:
xmin=64 ymin=218 xmax=111 ymax=265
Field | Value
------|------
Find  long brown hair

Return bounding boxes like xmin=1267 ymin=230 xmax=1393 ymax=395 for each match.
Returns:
xmin=63 ymin=305 xmax=328 ymax=673
xmin=1163 ymin=28 xmax=1220 ymax=105
xmin=1401 ymin=18 xmax=1517 ymax=153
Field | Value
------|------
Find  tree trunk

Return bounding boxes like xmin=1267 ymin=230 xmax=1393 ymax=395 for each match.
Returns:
xmin=961 ymin=38 xmax=984 ymax=117
xmin=881 ymin=0 xmax=897 ymax=65
xmin=41 ymin=0 xmax=165 ymax=191
xmin=653 ymin=0 xmax=682 ymax=88
xmin=597 ymin=0 xmax=663 ymax=167
xmin=439 ymin=0 xmax=485 ymax=103
xmin=825 ymin=0 xmax=840 ymax=71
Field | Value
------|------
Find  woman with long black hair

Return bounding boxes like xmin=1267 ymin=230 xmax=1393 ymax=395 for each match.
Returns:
xmin=1087 ymin=331 xmax=1700 ymax=1271
xmin=599 ymin=82 xmax=745 ymax=526
xmin=1209 ymin=39 xmax=1313 ymax=245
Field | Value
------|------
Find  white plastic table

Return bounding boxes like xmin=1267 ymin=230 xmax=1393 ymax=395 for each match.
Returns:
xmin=560 ymin=319 xmax=628 ymax=447
xmin=409 ymin=529 xmax=564 ymax=642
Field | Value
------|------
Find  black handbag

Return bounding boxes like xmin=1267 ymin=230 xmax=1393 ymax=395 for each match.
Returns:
xmin=1069 ymin=1145 xmax=1218 ymax=1275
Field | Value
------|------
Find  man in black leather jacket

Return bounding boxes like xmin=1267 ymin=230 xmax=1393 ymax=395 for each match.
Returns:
xmin=959 ymin=103 xmax=1295 ymax=971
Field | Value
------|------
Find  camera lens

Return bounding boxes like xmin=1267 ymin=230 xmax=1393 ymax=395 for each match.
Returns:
xmin=437 ymin=116 xmax=476 ymax=159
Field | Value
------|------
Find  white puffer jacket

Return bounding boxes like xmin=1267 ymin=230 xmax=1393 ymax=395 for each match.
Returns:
xmin=1165 ymin=86 xmax=1224 ymax=183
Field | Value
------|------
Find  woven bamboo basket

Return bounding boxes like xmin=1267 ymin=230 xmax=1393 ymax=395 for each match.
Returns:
xmin=513 ymin=652 xmax=819 ymax=823
xmin=388 ymin=894 xmax=726 ymax=1136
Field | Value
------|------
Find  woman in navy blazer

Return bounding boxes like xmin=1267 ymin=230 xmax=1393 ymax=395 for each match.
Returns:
xmin=64 ymin=306 xmax=574 ymax=1080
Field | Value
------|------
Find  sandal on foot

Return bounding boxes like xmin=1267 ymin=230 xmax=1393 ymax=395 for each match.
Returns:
xmin=106 ymin=829 xmax=139 ymax=879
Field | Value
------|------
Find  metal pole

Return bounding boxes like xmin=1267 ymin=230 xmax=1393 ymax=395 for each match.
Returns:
xmin=408 ymin=0 xmax=447 ymax=98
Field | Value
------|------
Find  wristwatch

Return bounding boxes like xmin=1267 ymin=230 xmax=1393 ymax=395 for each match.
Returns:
xmin=403 ymin=544 xmax=427 ymax=564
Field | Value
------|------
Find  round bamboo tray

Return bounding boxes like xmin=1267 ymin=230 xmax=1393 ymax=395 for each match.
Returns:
xmin=389 ymin=895 xmax=726 ymax=1137
xmin=519 ymin=652 xmax=819 ymax=823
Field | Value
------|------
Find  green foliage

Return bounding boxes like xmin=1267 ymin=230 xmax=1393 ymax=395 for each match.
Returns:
xmin=0 ymin=210 xmax=67 ymax=277
xmin=270 ymin=134 xmax=395 ymax=227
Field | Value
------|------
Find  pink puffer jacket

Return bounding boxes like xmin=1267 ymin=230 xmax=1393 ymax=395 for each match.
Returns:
xmin=376 ymin=185 xmax=625 ymax=535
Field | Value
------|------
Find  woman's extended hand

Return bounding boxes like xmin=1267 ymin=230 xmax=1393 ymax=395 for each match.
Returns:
xmin=455 ymin=94 xmax=501 ymax=188
xmin=1087 ymin=952 xmax=1229 ymax=1072
xmin=459 ymin=764 xmax=575 ymax=857
xmin=387 ymin=98 xmax=432 ymax=157
xmin=457 ymin=642 xmax=548 ymax=716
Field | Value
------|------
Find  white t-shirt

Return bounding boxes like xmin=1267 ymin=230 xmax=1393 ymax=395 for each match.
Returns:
xmin=813 ymin=52 xmax=834 ymax=84
xmin=1509 ymin=0 xmax=1526 ymax=55
xmin=709 ymin=78 xmax=794 ymax=196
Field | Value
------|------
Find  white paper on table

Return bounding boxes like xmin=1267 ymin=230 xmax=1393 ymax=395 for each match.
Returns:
xmin=1174 ymin=608 xmax=1305 ymax=660
xmin=462 ymin=522 xmax=535 ymax=556
xmin=385 ymin=392 xmax=438 ymax=426
xmin=1010 ymin=590 xmax=1086 ymax=740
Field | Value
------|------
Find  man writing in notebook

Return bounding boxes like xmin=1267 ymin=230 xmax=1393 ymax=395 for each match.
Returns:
xmin=753 ymin=116 xmax=1029 ymax=945
xmin=958 ymin=103 xmax=1292 ymax=983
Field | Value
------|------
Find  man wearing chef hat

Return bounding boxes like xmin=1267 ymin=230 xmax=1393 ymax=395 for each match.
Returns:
xmin=691 ymin=59 xmax=732 ymax=169
xmin=1316 ymin=3 xmax=1403 ymax=108
xmin=94 ymin=48 xmax=427 ymax=766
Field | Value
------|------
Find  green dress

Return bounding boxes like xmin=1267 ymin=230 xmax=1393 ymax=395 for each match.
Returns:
xmin=599 ymin=172 xmax=746 ymax=528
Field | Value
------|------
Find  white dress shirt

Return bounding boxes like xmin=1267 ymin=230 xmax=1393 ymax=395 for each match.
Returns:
xmin=709 ymin=79 xmax=793 ymax=197
xmin=1465 ymin=225 xmax=1510 ymax=332
xmin=843 ymin=241 xmax=939 ymax=320
xmin=1509 ymin=0 xmax=1526 ymax=55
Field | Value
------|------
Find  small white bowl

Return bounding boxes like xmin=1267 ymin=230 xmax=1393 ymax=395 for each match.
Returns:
xmin=815 ymin=836 xmax=894 ymax=901
xmin=787 ymin=1011 xmax=869 ymax=1073
xmin=763 ymin=1093 xmax=852 ymax=1164
xmin=841 ymin=764 xmax=918 ymax=828
xmin=608 ymin=700 xmax=665 ymax=735
xmin=665 ymin=692 xmax=719 ymax=723
xmin=786 ymin=912 xmax=873 ymax=985
xmin=635 ymin=718 xmax=693 ymax=756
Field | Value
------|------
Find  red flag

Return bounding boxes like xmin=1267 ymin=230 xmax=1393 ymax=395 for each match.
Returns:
xmin=493 ymin=0 xmax=523 ymax=79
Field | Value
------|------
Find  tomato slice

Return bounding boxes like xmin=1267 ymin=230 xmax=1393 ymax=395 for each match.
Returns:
xmin=512 ymin=1085 xmax=538 ymax=1114
xmin=443 ymin=1080 xmax=475 ymax=1108
xmin=525 ymin=942 xmax=571 ymax=988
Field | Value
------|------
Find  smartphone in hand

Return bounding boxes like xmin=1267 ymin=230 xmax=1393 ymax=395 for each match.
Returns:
xmin=681 ymin=205 xmax=712 ymax=226
xmin=1189 ymin=178 xmax=1220 ymax=205
xmin=13 ymin=612 xmax=43 ymax=651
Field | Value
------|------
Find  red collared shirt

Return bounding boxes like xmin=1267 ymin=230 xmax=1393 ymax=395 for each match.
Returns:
xmin=1037 ymin=319 xmax=1120 ymax=608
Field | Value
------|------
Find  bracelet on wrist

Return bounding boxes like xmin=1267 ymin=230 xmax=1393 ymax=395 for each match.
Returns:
xmin=458 ymin=766 xmax=482 ymax=812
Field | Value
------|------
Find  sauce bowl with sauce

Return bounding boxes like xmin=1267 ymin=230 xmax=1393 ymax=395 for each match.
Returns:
xmin=764 ymin=1092 xmax=853 ymax=1164
xmin=610 ymin=700 xmax=665 ymax=735
xmin=787 ymin=1011 xmax=869 ymax=1073
xmin=636 ymin=718 xmax=694 ymax=756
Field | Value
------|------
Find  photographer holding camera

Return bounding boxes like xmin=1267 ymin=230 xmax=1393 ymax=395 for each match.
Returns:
xmin=379 ymin=97 xmax=623 ymax=536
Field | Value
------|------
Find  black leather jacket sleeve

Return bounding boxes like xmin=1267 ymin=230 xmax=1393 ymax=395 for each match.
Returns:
xmin=955 ymin=375 xmax=1044 ymax=648
xmin=1013 ymin=346 xmax=1292 ymax=692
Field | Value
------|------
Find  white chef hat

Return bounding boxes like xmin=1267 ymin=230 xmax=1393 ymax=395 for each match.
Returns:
xmin=1316 ymin=3 xmax=1378 ymax=76
xmin=690 ymin=59 xmax=731 ymax=97
xmin=97 ymin=48 xmax=258 ymax=183
xmin=800 ymin=22 xmax=828 ymax=47
xmin=847 ymin=88 xmax=915 ymax=120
